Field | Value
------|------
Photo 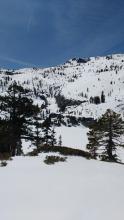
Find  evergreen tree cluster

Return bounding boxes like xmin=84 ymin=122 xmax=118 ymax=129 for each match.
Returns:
xmin=0 ymin=82 xmax=61 ymax=156
xmin=0 ymin=82 xmax=40 ymax=156
xmin=90 ymin=91 xmax=105 ymax=105
xmin=87 ymin=109 xmax=124 ymax=162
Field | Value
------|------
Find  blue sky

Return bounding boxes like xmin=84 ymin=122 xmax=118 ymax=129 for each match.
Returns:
xmin=0 ymin=0 xmax=124 ymax=69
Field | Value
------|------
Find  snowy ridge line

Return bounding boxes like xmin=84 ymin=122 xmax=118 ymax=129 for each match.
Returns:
xmin=0 ymin=53 xmax=124 ymax=120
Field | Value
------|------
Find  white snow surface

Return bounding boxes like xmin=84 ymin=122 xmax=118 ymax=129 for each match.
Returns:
xmin=0 ymin=155 xmax=124 ymax=220
xmin=55 ymin=125 xmax=89 ymax=150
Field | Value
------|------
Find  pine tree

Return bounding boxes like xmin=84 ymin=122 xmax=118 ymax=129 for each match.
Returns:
xmin=99 ymin=109 xmax=124 ymax=161
xmin=42 ymin=118 xmax=52 ymax=145
xmin=87 ymin=109 xmax=124 ymax=162
xmin=32 ymin=116 xmax=42 ymax=149
xmin=87 ymin=126 xmax=102 ymax=159
xmin=101 ymin=91 xmax=105 ymax=103
xmin=50 ymin=127 xmax=56 ymax=146
xmin=58 ymin=135 xmax=62 ymax=146
xmin=0 ymin=82 xmax=40 ymax=155
xmin=94 ymin=96 xmax=100 ymax=104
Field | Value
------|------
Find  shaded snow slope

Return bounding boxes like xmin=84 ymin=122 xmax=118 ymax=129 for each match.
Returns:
xmin=0 ymin=156 xmax=124 ymax=220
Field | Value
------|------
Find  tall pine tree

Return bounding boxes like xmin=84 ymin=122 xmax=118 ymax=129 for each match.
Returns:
xmin=87 ymin=109 xmax=124 ymax=162
xmin=0 ymin=82 xmax=39 ymax=155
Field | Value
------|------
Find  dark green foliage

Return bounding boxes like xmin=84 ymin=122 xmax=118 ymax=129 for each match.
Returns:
xmin=55 ymin=94 xmax=82 ymax=112
xmin=31 ymin=116 xmax=43 ymax=149
xmin=0 ymin=161 xmax=7 ymax=167
xmin=0 ymin=82 xmax=39 ymax=120
xmin=87 ymin=109 xmax=124 ymax=162
xmin=0 ymin=119 xmax=23 ymax=156
xmin=28 ymin=145 xmax=91 ymax=159
xmin=42 ymin=118 xmax=52 ymax=145
xmin=87 ymin=128 xmax=102 ymax=159
xmin=94 ymin=96 xmax=101 ymax=104
xmin=49 ymin=113 xmax=94 ymax=127
xmin=50 ymin=128 xmax=56 ymax=146
xmin=0 ymin=119 xmax=11 ymax=154
xmin=58 ymin=135 xmax=62 ymax=146
xmin=101 ymin=91 xmax=105 ymax=103
xmin=0 ymin=152 xmax=11 ymax=161
xmin=42 ymin=118 xmax=57 ymax=147
xmin=44 ymin=155 xmax=67 ymax=165
xmin=0 ymin=82 xmax=40 ymax=155
xmin=90 ymin=96 xmax=101 ymax=104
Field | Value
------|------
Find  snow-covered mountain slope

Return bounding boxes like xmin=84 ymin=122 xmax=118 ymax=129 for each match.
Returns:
xmin=0 ymin=54 xmax=124 ymax=119
xmin=0 ymin=155 xmax=124 ymax=220
xmin=0 ymin=54 xmax=124 ymax=150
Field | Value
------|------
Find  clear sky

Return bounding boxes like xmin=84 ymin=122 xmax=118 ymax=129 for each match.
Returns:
xmin=0 ymin=0 xmax=124 ymax=69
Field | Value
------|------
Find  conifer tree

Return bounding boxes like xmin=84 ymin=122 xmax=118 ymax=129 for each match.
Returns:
xmin=50 ymin=127 xmax=56 ymax=146
xmin=87 ymin=109 xmax=124 ymax=162
xmin=42 ymin=118 xmax=52 ymax=145
xmin=101 ymin=91 xmax=105 ymax=103
xmin=58 ymin=135 xmax=62 ymax=146
xmin=87 ymin=126 xmax=102 ymax=159
xmin=32 ymin=116 xmax=42 ymax=149
xmin=0 ymin=82 xmax=40 ymax=155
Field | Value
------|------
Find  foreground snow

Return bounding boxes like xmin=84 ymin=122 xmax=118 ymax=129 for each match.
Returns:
xmin=0 ymin=155 xmax=124 ymax=220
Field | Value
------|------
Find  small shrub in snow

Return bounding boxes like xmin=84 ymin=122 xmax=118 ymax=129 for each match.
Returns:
xmin=0 ymin=161 xmax=7 ymax=167
xmin=27 ymin=150 xmax=38 ymax=156
xmin=44 ymin=155 xmax=67 ymax=165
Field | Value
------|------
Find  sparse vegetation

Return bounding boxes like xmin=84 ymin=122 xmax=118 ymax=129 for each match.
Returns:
xmin=55 ymin=94 xmax=82 ymax=112
xmin=0 ymin=161 xmax=7 ymax=167
xmin=27 ymin=145 xmax=91 ymax=159
xmin=44 ymin=155 xmax=67 ymax=165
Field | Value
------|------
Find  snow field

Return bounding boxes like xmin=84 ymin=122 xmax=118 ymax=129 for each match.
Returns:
xmin=0 ymin=155 xmax=124 ymax=220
